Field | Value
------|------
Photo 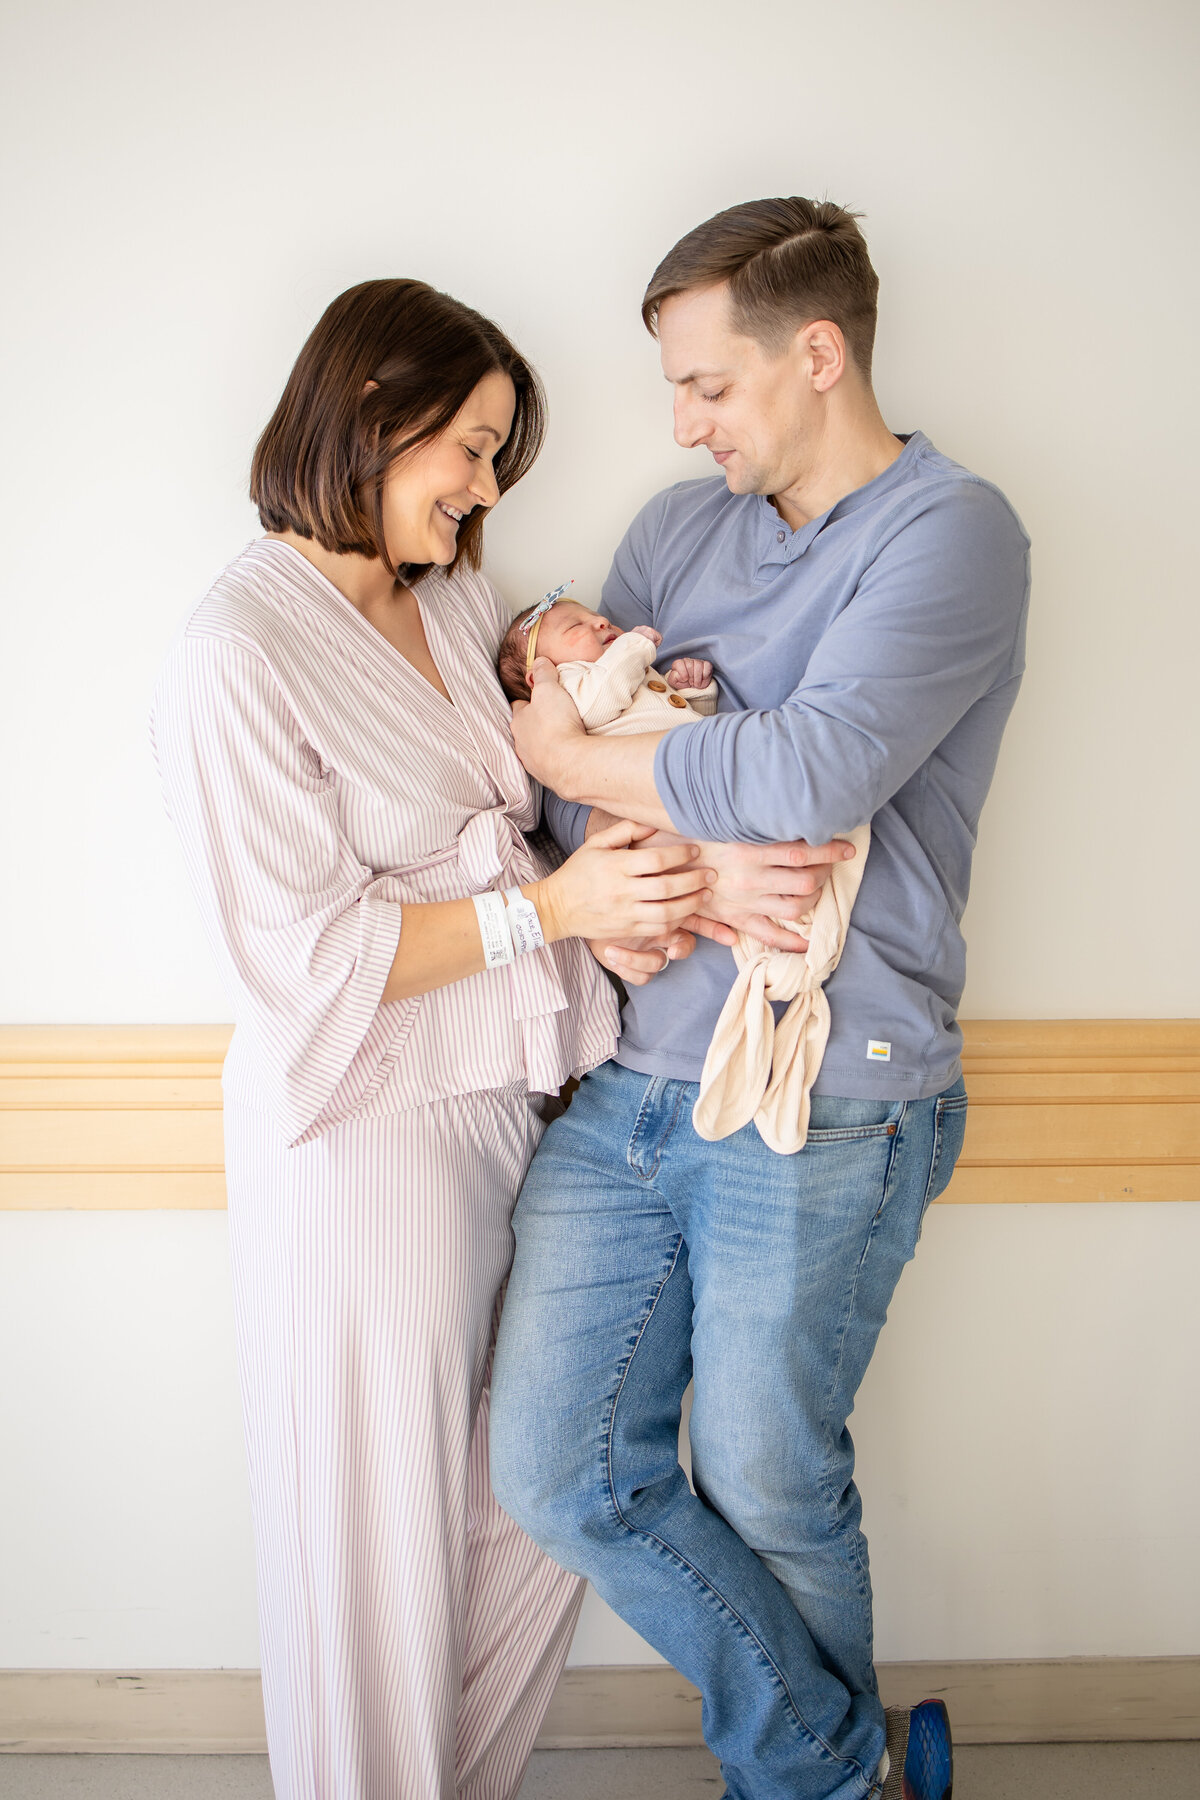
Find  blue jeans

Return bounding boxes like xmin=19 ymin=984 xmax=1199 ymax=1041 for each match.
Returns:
xmin=490 ymin=1060 xmax=968 ymax=1800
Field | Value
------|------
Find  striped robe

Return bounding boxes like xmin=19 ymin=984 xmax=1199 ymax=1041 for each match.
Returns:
xmin=151 ymin=539 xmax=619 ymax=1800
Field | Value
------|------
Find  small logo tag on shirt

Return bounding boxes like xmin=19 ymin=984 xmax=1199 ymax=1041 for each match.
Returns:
xmin=867 ymin=1040 xmax=892 ymax=1062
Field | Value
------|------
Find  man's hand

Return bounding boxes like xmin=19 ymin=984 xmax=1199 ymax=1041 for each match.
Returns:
xmin=694 ymin=836 xmax=856 ymax=950
xmin=510 ymin=658 xmax=589 ymax=790
xmin=588 ymin=927 xmax=697 ymax=986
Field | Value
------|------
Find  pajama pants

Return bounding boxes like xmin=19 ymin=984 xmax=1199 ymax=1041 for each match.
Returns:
xmin=224 ymin=1078 xmax=584 ymax=1800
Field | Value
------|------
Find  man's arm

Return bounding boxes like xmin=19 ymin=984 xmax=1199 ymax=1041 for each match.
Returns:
xmin=521 ymin=679 xmax=854 ymax=949
xmin=512 ymin=673 xmax=672 ymax=824
xmin=528 ymin=483 xmax=861 ymax=946
xmin=515 ymin=484 xmax=1029 ymax=846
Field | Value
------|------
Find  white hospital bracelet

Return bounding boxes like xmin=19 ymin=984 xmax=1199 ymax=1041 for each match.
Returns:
xmin=503 ymin=886 xmax=546 ymax=955
xmin=472 ymin=891 xmax=514 ymax=968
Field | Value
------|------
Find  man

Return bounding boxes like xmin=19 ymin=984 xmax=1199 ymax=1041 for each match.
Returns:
xmin=490 ymin=197 xmax=1029 ymax=1800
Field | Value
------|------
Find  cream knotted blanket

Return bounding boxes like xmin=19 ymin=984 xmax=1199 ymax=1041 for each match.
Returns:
xmin=692 ymin=823 xmax=871 ymax=1154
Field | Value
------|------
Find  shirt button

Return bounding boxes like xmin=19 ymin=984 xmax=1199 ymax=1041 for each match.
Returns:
xmin=776 ymin=530 xmax=786 ymax=543
xmin=668 ymin=693 xmax=688 ymax=708
xmin=647 ymin=679 xmax=667 ymax=692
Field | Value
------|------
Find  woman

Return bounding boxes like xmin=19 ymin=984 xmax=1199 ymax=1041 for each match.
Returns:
xmin=151 ymin=279 xmax=711 ymax=1800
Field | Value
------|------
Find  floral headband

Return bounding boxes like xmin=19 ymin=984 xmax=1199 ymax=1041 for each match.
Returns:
xmin=520 ymin=580 xmax=573 ymax=676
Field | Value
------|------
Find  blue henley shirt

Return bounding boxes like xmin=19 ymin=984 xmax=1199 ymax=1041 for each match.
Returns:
xmin=545 ymin=431 xmax=1030 ymax=1100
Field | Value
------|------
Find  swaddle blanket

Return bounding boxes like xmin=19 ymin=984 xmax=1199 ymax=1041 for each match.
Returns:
xmin=692 ymin=822 xmax=871 ymax=1154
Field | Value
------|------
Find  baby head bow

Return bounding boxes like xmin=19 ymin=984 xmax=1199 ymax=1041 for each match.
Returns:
xmin=521 ymin=580 xmax=573 ymax=676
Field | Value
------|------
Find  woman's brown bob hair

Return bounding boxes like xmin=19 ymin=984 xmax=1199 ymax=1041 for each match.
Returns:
xmin=251 ymin=279 xmax=545 ymax=579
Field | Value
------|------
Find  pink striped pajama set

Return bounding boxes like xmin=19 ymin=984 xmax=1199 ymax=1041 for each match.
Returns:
xmin=152 ymin=539 xmax=619 ymax=1800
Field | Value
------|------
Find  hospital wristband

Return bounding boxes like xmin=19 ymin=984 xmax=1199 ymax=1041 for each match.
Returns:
xmin=472 ymin=891 xmax=515 ymax=968
xmin=503 ymin=886 xmax=546 ymax=956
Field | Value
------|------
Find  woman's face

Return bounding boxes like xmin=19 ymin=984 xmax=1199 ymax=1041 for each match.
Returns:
xmin=380 ymin=370 xmax=517 ymax=569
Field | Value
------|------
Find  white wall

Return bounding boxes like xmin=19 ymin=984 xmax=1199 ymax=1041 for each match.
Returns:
xmin=2 ymin=0 xmax=1197 ymax=1022
xmin=3 ymin=1204 xmax=1198 ymax=1667
xmin=1 ymin=0 xmax=1197 ymax=1672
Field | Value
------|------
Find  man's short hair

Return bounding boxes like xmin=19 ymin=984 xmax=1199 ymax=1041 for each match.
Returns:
xmin=642 ymin=197 xmax=880 ymax=379
xmin=250 ymin=279 xmax=545 ymax=580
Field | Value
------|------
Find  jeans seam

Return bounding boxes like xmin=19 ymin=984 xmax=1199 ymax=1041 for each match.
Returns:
xmin=626 ymin=1076 xmax=662 ymax=1179
xmin=601 ymin=1227 xmax=686 ymax=1534
xmin=601 ymin=1236 xmax=873 ymax=1787
xmin=626 ymin=1078 xmax=691 ymax=1181
xmin=823 ymin=1100 xmax=907 ymax=1416
xmin=922 ymin=1093 xmax=968 ymax=1214
xmin=817 ymin=1102 xmax=908 ymax=1610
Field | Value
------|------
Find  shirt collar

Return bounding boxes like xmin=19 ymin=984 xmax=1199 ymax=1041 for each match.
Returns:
xmin=753 ymin=431 xmax=927 ymax=563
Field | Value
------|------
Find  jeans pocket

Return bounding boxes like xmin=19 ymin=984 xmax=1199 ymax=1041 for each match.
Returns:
xmin=804 ymin=1095 xmax=906 ymax=1143
xmin=923 ymin=1092 xmax=969 ymax=1211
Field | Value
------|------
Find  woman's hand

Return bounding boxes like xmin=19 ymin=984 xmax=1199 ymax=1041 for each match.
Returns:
xmin=582 ymin=814 xmax=856 ymax=953
xmin=531 ymin=819 xmax=713 ymax=946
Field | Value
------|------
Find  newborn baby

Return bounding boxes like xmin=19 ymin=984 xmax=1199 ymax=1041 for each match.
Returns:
xmin=497 ymin=595 xmax=718 ymax=731
xmin=498 ymin=588 xmax=870 ymax=1153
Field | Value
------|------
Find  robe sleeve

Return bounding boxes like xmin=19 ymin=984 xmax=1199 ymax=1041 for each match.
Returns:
xmin=151 ymin=631 xmax=405 ymax=1144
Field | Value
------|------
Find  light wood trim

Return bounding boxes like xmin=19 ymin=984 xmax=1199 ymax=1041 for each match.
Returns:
xmin=541 ymin=1658 xmax=1200 ymax=1747
xmin=1 ymin=1022 xmax=1197 ymax=1210
xmin=0 ymin=1025 xmax=233 ymax=1063
xmin=0 ymin=1669 xmax=267 ymax=1755
xmin=0 ymin=1172 xmax=230 ymax=1210
xmin=1 ymin=1658 xmax=1196 ymax=1752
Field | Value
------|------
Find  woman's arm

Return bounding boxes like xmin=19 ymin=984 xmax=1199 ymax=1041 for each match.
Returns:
xmin=380 ymin=819 xmax=713 ymax=1002
xmin=152 ymin=638 xmax=710 ymax=1140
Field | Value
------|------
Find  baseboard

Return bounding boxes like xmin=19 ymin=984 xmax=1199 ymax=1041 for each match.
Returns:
xmin=0 ymin=1670 xmax=267 ymax=1754
xmin=2 ymin=1659 xmax=1196 ymax=1753
xmin=538 ymin=1660 xmax=1200 ymax=1748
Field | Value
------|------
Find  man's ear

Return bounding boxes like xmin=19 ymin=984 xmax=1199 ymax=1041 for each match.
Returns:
xmin=797 ymin=320 xmax=846 ymax=393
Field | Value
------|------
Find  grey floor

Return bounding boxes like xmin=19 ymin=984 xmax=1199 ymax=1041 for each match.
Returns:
xmin=1 ymin=1744 xmax=1199 ymax=1799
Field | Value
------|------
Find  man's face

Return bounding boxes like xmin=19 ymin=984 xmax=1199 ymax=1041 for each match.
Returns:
xmin=657 ymin=283 xmax=817 ymax=499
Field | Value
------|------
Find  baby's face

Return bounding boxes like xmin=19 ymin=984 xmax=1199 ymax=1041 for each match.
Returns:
xmin=534 ymin=602 xmax=618 ymax=665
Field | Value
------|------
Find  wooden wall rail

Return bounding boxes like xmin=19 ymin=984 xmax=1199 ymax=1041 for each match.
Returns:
xmin=0 ymin=1022 xmax=1197 ymax=1210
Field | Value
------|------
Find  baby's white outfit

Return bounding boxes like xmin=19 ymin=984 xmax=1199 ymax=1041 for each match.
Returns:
xmin=554 ymin=629 xmax=718 ymax=733
xmin=556 ymin=630 xmax=871 ymax=1155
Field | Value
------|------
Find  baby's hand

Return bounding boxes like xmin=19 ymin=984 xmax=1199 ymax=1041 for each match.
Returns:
xmin=632 ymin=625 xmax=663 ymax=646
xmin=667 ymin=656 xmax=713 ymax=690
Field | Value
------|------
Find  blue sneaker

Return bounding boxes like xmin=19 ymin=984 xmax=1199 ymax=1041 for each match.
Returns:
xmin=902 ymin=1698 xmax=953 ymax=1799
